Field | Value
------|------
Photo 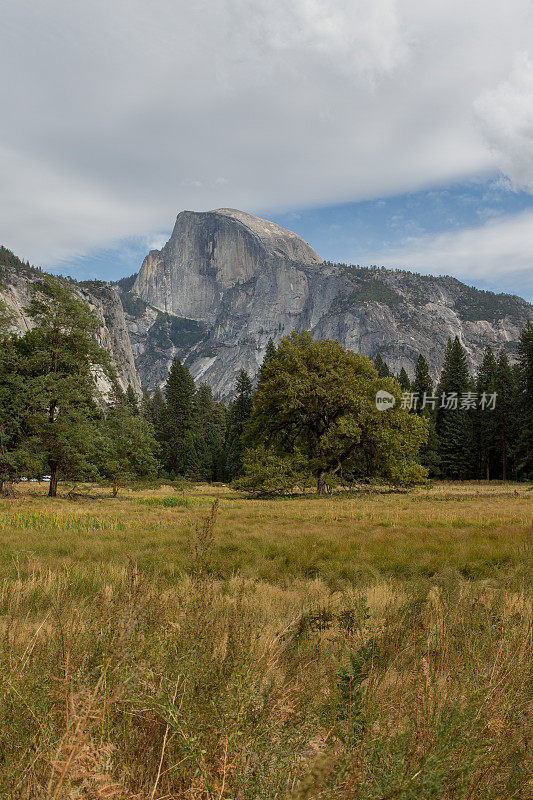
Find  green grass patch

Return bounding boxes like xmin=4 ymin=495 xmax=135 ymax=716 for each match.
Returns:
xmin=136 ymin=495 xmax=191 ymax=508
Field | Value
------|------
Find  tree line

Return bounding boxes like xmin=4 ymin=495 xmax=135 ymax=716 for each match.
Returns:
xmin=373 ymin=330 xmax=533 ymax=481
xmin=0 ymin=276 xmax=256 ymax=494
xmin=1 ymin=275 xmax=531 ymax=495
xmin=0 ymin=279 xmax=159 ymax=496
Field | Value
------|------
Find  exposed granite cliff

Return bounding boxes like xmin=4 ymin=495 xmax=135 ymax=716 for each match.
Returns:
xmin=0 ymin=260 xmax=141 ymax=397
xmin=77 ymin=280 xmax=142 ymax=397
xmin=126 ymin=210 xmax=532 ymax=400
xmin=133 ymin=209 xmax=323 ymax=322
xmin=3 ymin=208 xmax=532 ymax=403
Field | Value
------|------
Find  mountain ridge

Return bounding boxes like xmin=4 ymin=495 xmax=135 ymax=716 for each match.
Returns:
xmin=1 ymin=207 xmax=532 ymax=401
xmin=124 ymin=209 xmax=532 ymax=398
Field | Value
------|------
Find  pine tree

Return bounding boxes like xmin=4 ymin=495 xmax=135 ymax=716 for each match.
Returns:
xmin=125 ymin=384 xmax=139 ymax=414
xmin=0 ymin=330 xmax=41 ymax=492
xmin=194 ymin=383 xmax=226 ymax=481
xmin=515 ymin=321 xmax=533 ymax=478
xmin=258 ymin=338 xmax=277 ymax=381
xmin=264 ymin=337 xmax=276 ymax=361
xmin=411 ymin=354 xmax=438 ymax=472
xmin=151 ymin=386 xmax=167 ymax=458
xmin=179 ymin=430 xmax=200 ymax=481
xmin=24 ymin=277 xmax=113 ymax=496
xmin=412 ymin=354 xmax=433 ymax=412
xmin=436 ymin=337 xmax=474 ymax=479
xmin=162 ymin=357 xmax=198 ymax=478
xmin=233 ymin=369 xmax=253 ymax=422
xmin=152 ymin=387 xmax=166 ymax=425
xmin=373 ymin=353 xmax=391 ymax=378
xmin=224 ymin=369 xmax=253 ymax=480
xmin=475 ymin=347 xmax=497 ymax=479
xmin=494 ymin=351 xmax=516 ymax=480
xmin=397 ymin=367 xmax=411 ymax=391
xmin=438 ymin=337 xmax=470 ymax=392
xmin=140 ymin=390 xmax=153 ymax=421
xmin=101 ymin=391 xmax=159 ymax=496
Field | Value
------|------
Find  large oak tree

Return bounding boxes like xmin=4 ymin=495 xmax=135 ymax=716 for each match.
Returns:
xmin=244 ymin=331 xmax=427 ymax=494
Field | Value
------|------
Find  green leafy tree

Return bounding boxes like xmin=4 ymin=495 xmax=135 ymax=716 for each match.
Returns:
xmin=232 ymin=445 xmax=310 ymax=496
xmin=245 ymin=332 xmax=427 ymax=495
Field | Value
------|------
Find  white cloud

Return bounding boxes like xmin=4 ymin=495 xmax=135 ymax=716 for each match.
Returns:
xmin=475 ymin=53 xmax=533 ymax=192
xmin=378 ymin=211 xmax=533 ymax=301
xmin=258 ymin=0 xmax=409 ymax=78
xmin=145 ymin=233 xmax=169 ymax=252
xmin=1 ymin=1 xmax=533 ymax=263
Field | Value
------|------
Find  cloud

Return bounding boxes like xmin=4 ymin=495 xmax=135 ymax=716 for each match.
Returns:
xmin=378 ymin=210 xmax=533 ymax=301
xmin=0 ymin=142 xmax=156 ymax=263
xmin=256 ymin=0 xmax=409 ymax=78
xmin=1 ymin=1 xmax=533 ymax=264
xmin=144 ymin=233 xmax=170 ymax=252
xmin=475 ymin=53 xmax=533 ymax=192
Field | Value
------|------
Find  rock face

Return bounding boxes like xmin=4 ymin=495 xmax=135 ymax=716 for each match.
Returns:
xmin=133 ymin=209 xmax=323 ymax=322
xmin=0 ymin=262 xmax=141 ymax=397
xmin=3 ymin=209 xmax=532 ymax=403
xmin=78 ymin=281 xmax=142 ymax=397
xmin=125 ymin=210 xmax=533 ymax=400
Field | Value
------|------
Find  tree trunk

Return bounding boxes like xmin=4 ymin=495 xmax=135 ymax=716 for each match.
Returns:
xmin=316 ymin=470 xmax=327 ymax=495
xmin=49 ymin=463 xmax=59 ymax=498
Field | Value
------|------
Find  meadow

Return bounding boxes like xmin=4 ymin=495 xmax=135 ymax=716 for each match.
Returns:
xmin=0 ymin=482 xmax=531 ymax=799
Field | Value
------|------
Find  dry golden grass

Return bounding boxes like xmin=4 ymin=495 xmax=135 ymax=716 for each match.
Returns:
xmin=0 ymin=481 xmax=531 ymax=798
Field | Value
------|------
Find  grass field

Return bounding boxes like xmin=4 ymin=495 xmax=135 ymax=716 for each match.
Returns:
xmin=0 ymin=482 xmax=531 ymax=799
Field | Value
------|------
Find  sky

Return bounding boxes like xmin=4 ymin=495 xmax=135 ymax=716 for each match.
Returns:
xmin=2 ymin=1 xmax=533 ymax=301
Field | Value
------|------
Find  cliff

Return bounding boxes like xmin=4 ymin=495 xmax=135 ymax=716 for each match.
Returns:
xmin=125 ymin=210 xmax=532 ymax=399
xmin=0 ymin=257 xmax=141 ymax=397
xmin=132 ymin=209 xmax=322 ymax=322
xmin=3 ymin=207 xmax=531 ymax=403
